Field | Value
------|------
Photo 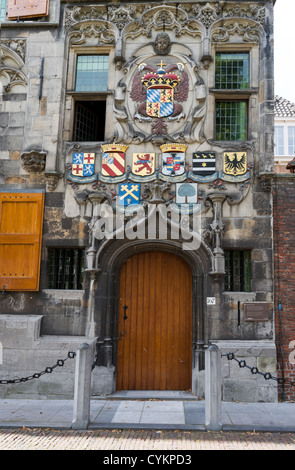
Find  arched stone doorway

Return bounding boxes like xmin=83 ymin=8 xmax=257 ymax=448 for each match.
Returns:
xmin=89 ymin=238 xmax=213 ymax=395
xmin=116 ymin=250 xmax=192 ymax=391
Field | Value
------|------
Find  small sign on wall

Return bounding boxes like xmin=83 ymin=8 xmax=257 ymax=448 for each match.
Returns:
xmin=244 ymin=302 xmax=269 ymax=321
xmin=207 ymin=297 xmax=216 ymax=305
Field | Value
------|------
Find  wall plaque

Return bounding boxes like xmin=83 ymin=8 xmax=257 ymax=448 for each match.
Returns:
xmin=244 ymin=302 xmax=269 ymax=322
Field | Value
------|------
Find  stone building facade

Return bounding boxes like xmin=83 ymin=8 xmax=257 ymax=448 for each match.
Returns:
xmin=0 ymin=0 xmax=277 ymax=402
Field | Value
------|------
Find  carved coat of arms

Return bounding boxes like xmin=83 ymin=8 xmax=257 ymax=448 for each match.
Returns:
xmin=72 ymin=153 xmax=95 ymax=178
xmin=223 ymin=152 xmax=247 ymax=176
xmin=101 ymin=144 xmax=128 ymax=178
xmin=131 ymin=62 xmax=189 ymax=124
xmin=160 ymin=143 xmax=187 ymax=176
xmin=193 ymin=152 xmax=216 ymax=177
xmin=132 ymin=153 xmax=155 ymax=176
xmin=118 ymin=183 xmax=141 ymax=206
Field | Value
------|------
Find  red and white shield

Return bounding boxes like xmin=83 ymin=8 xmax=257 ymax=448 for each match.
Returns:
xmin=102 ymin=152 xmax=125 ymax=177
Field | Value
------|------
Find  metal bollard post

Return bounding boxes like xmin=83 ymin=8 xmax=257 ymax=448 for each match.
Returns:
xmin=72 ymin=343 xmax=92 ymax=430
xmin=205 ymin=343 xmax=222 ymax=431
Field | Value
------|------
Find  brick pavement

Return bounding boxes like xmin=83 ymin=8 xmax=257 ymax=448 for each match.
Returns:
xmin=0 ymin=428 xmax=295 ymax=450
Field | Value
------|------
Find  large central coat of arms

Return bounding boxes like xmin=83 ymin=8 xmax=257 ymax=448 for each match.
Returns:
xmin=131 ymin=61 xmax=189 ymax=126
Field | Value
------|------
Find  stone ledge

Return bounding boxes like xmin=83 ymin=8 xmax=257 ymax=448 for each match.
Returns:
xmin=212 ymin=340 xmax=277 ymax=357
xmin=0 ymin=315 xmax=97 ymax=399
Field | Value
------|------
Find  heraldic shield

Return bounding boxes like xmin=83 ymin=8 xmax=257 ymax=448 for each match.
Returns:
xmin=223 ymin=152 xmax=247 ymax=176
xmin=160 ymin=143 xmax=187 ymax=176
xmin=132 ymin=153 xmax=155 ymax=176
xmin=193 ymin=152 xmax=216 ymax=177
xmin=118 ymin=183 xmax=141 ymax=206
xmin=141 ymin=62 xmax=181 ymax=119
xmin=146 ymin=86 xmax=174 ymax=118
xmin=101 ymin=144 xmax=128 ymax=177
xmin=72 ymin=153 xmax=95 ymax=177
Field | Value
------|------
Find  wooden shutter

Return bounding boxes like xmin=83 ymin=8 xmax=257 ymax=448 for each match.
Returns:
xmin=0 ymin=192 xmax=44 ymax=291
xmin=7 ymin=0 xmax=49 ymax=20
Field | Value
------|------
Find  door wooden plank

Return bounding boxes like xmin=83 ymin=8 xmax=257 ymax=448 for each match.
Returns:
xmin=117 ymin=251 xmax=192 ymax=391
xmin=146 ymin=252 xmax=155 ymax=389
xmin=116 ymin=259 xmax=125 ymax=389
xmin=152 ymin=252 xmax=160 ymax=389
xmin=160 ymin=253 xmax=168 ymax=390
xmin=141 ymin=253 xmax=150 ymax=390
xmin=124 ymin=257 xmax=133 ymax=390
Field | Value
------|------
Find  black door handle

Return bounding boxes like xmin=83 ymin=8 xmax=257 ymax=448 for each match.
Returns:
xmin=123 ymin=305 xmax=128 ymax=320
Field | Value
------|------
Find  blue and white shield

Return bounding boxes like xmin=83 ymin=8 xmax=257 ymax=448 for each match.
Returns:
xmin=146 ymin=87 xmax=174 ymax=118
xmin=72 ymin=153 xmax=95 ymax=177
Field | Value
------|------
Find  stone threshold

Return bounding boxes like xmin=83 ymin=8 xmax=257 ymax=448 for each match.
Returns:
xmin=96 ymin=390 xmax=201 ymax=401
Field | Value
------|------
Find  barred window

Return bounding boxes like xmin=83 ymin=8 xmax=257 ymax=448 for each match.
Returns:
xmin=48 ymin=248 xmax=85 ymax=290
xmin=224 ymin=251 xmax=251 ymax=292
xmin=72 ymin=54 xmax=109 ymax=142
xmin=74 ymin=101 xmax=106 ymax=142
xmin=215 ymin=52 xmax=249 ymax=90
xmin=215 ymin=101 xmax=247 ymax=141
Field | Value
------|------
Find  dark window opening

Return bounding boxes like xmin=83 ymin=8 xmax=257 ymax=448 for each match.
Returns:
xmin=224 ymin=250 xmax=251 ymax=292
xmin=48 ymin=248 xmax=85 ymax=290
xmin=73 ymin=100 xmax=106 ymax=142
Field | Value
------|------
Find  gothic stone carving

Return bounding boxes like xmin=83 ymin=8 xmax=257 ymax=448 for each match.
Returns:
xmin=115 ymin=42 xmax=207 ymax=146
xmin=0 ymin=41 xmax=27 ymax=94
xmin=21 ymin=150 xmax=47 ymax=173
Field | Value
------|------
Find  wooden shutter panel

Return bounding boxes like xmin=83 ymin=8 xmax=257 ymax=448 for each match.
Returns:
xmin=7 ymin=0 xmax=49 ymax=20
xmin=0 ymin=192 xmax=44 ymax=291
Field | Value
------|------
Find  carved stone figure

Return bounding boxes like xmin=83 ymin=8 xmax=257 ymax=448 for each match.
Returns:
xmin=153 ymin=32 xmax=171 ymax=55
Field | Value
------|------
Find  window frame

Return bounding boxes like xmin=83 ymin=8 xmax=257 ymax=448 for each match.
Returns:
xmin=215 ymin=98 xmax=248 ymax=141
xmin=274 ymin=120 xmax=295 ymax=158
xmin=75 ymin=54 xmax=109 ymax=93
xmin=224 ymin=250 xmax=251 ymax=293
xmin=215 ymin=51 xmax=250 ymax=90
xmin=0 ymin=0 xmax=6 ymax=22
xmin=47 ymin=247 xmax=85 ymax=290
xmin=212 ymin=44 xmax=257 ymax=143
xmin=64 ymin=46 xmax=113 ymax=143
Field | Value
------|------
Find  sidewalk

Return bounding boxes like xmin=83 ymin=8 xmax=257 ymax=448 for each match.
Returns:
xmin=0 ymin=392 xmax=295 ymax=432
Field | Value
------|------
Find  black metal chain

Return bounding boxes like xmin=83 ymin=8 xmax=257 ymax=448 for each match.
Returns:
xmin=0 ymin=351 xmax=76 ymax=385
xmin=222 ymin=352 xmax=295 ymax=387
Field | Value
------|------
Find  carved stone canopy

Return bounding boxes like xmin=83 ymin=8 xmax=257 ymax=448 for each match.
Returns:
xmin=0 ymin=41 xmax=27 ymax=94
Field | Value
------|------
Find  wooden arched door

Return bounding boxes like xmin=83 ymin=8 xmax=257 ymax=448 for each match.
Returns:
xmin=116 ymin=251 xmax=192 ymax=390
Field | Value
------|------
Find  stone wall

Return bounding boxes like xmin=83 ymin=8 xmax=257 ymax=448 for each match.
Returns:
xmin=0 ymin=315 xmax=97 ymax=399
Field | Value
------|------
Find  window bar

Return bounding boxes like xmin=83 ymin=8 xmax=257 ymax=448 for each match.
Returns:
xmin=230 ymin=252 xmax=234 ymax=291
xmin=70 ymin=250 xmax=74 ymax=288
xmin=61 ymin=249 xmax=66 ymax=290
xmin=77 ymin=249 xmax=83 ymax=289
xmin=240 ymin=252 xmax=245 ymax=292
xmin=53 ymin=249 xmax=59 ymax=290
